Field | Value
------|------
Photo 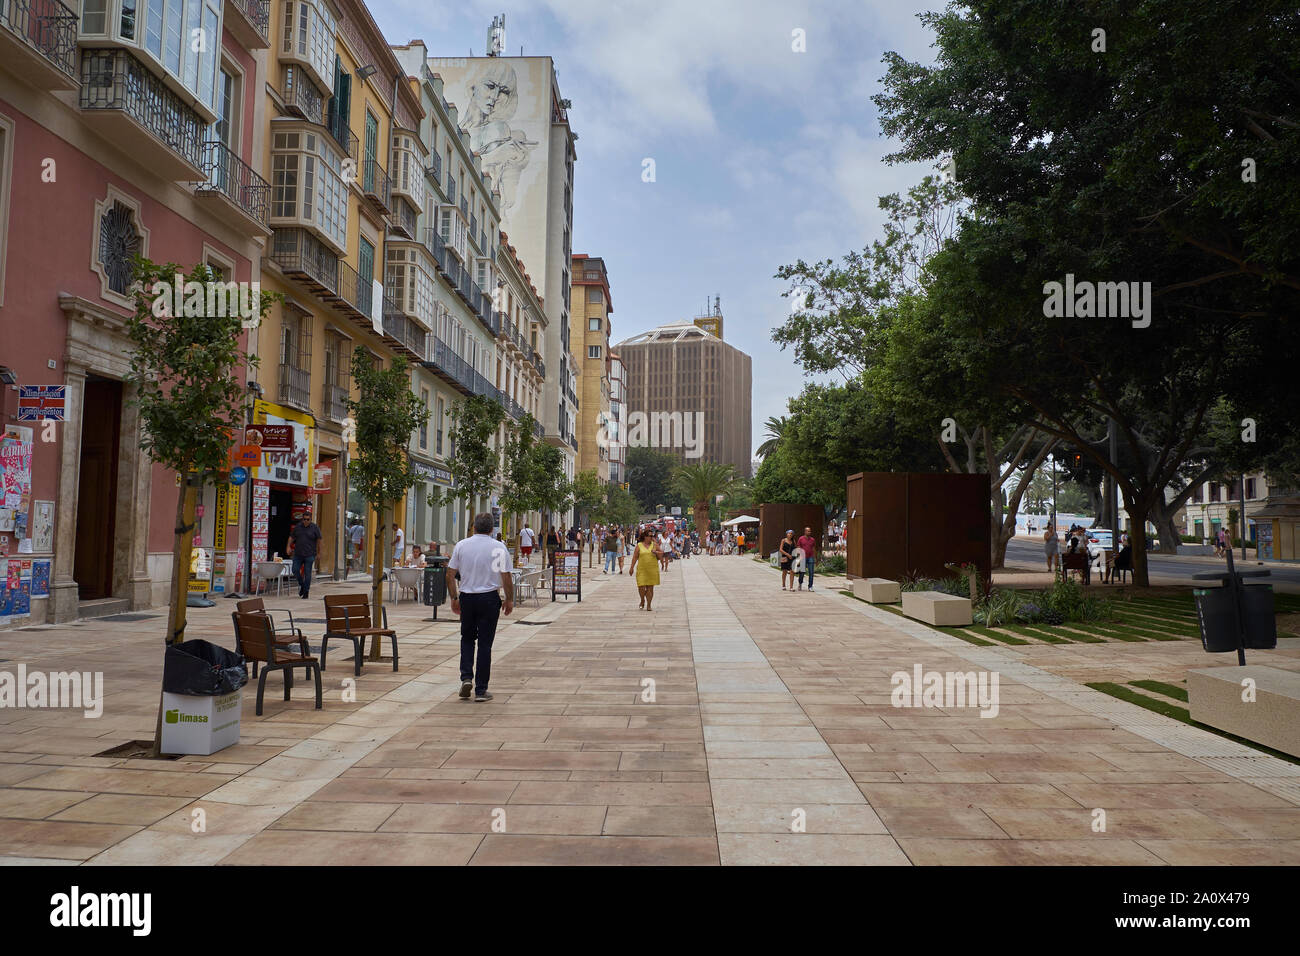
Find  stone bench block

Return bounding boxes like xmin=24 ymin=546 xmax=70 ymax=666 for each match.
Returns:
xmin=852 ymin=577 xmax=901 ymax=604
xmin=901 ymin=590 xmax=972 ymax=627
xmin=1187 ymin=665 xmax=1300 ymax=758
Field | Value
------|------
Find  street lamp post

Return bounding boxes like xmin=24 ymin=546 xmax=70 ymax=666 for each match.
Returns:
xmin=1047 ymin=453 xmax=1057 ymax=535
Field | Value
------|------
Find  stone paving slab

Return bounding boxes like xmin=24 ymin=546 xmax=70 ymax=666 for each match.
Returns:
xmin=0 ymin=556 xmax=1296 ymax=864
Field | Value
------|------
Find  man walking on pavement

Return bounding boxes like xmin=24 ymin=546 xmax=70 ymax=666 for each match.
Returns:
xmin=447 ymin=513 xmax=515 ymax=702
xmin=796 ymin=526 xmax=818 ymax=591
xmin=287 ymin=508 xmax=323 ymax=599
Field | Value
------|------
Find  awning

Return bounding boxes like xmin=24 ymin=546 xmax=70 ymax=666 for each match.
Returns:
xmin=722 ymin=515 xmax=759 ymax=526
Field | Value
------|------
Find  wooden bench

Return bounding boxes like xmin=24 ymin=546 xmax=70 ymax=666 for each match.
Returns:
xmin=851 ymin=577 xmax=901 ymax=603
xmin=901 ymin=590 xmax=973 ymax=626
xmin=1188 ymin=665 xmax=1300 ymax=758
xmin=322 ymin=594 xmax=398 ymax=676
xmin=235 ymin=597 xmax=309 ymax=678
xmin=232 ymin=611 xmax=322 ymax=716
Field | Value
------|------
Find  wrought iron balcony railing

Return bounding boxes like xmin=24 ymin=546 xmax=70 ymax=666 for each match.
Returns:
xmin=228 ymin=0 xmax=269 ymax=43
xmin=446 ymin=173 xmax=456 ymax=205
xmin=193 ymin=140 xmax=270 ymax=226
xmin=282 ymin=66 xmax=323 ymax=124
xmin=361 ymin=157 xmax=391 ymax=211
xmin=80 ymin=49 xmax=205 ymax=170
xmin=459 ymin=194 xmax=468 ymax=219
xmin=381 ymin=296 xmax=428 ymax=358
xmin=279 ymin=363 xmax=311 ymax=408
xmin=424 ymin=150 xmax=441 ymax=190
xmin=324 ymin=383 xmax=349 ymax=422
xmin=271 ymin=227 xmax=339 ymax=295
xmin=389 ymin=194 xmax=417 ymax=239
xmin=327 ymin=114 xmax=356 ymax=162
xmin=1 ymin=0 xmax=78 ymax=80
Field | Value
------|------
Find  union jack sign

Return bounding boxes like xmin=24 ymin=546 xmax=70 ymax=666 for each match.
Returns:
xmin=17 ymin=385 xmax=66 ymax=421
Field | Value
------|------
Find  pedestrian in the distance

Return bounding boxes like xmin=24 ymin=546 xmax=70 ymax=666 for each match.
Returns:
xmin=603 ymin=526 xmax=620 ymax=574
xmin=617 ymin=527 xmax=628 ymax=573
xmin=519 ymin=523 xmax=535 ymax=565
xmin=779 ymin=529 xmax=796 ymax=590
xmin=287 ymin=508 xmax=323 ymax=599
xmin=1044 ymin=523 xmax=1060 ymax=575
xmin=447 ymin=513 xmax=515 ymax=703
xmin=629 ymin=528 xmax=662 ymax=611
xmin=796 ymin=526 xmax=818 ymax=591
xmin=349 ymin=519 xmax=364 ymax=572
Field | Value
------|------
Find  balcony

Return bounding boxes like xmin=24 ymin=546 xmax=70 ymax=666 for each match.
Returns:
xmin=79 ymin=49 xmax=205 ymax=180
xmin=0 ymin=0 xmax=78 ymax=91
xmin=324 ymin=384 xmax=349 ymax=422
xmin=271 ymin=228 xmax=340 ymax=297
xmin=469 ymin=213 xmax=478 ymax=250
xmin=327 ymin=116 xmax=356 ymax=163
xmin=569 ymin=434 xmax=578 ymax=451
xmin=446 ymin=173 xmax=456 ymax=205
xmin=425 ymin=151 xmax=441 ymax=191
xmin=389 ymin=194 xmax=418 ymax=239
xmin=381 ymin=296 xmax=428 ymax=360
xmin=282 ymin=67 xmax=323 ymax=124
xmin=223 ymin=0 xmax=270 ymax=49
xmin=279 ymin=363 xmax=311 ymax=409
xmin=459 ymin=194 xmax=468 ymax=219
xmin=361 ymin=157 xmax=392 ymax=214
xmin=192 ymin=141 xmax=271 ymax=234
xmin=424 ymin=336 xmax=476 ymax=397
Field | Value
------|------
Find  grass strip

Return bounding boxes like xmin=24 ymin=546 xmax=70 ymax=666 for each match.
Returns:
xmin=965 ymin=626 xmax=1030 ymax=646
xmin=993 ymin=623 xmax=1072 ymax=644
xmin=1129 ymin=679 xmax=1189 ymax=702
xmin=1070 ymin=624 xmax=1147 ymax=642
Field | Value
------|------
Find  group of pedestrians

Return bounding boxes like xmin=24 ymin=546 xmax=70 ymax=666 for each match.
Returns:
xmin=777 ymin=526 xmax=819 ymax=591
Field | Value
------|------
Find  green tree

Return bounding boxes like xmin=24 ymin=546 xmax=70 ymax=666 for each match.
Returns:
xmin=671 ymin=462 xmax=738 ymax=535
xmin=626 ymin=445 xmax=680 ymax=513
xmin=869 ymin=2 xmax=1298 ymax=582
xmin=348 ymin=351 xmax=425 ymax=634
xmin=126 ymin=258 xmax=274 ymax=753
xmin=570 ymin=469 xmax=604 ymax=526
xmin=433 ymin=395 xmax=506 ymax=536
xmin=599 ymin=482 xmax=642 ymax=528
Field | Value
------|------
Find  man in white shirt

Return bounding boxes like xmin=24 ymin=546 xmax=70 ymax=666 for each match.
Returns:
xmin=391 ymin=523 xmax=405 ymax=566
xmin=348 ymin=520 xmax=364 ymax=571
xmin=447 ymin=512 xmax=515 ymax=702
xmin=519 ymin=523 xmax=535 ymax=565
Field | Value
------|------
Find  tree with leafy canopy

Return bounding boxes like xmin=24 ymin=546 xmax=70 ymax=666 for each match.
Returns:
xmin=625 ymin=445 xmax=682 ymax=513
xmin=570 ymin=469 xmax=604 ymax=527
xmin=499 ymin=412 xmax=570 ymax=549
xmin=870 ymin=1 xmax=1299 ymax=583
xmin=126 ymin=257 xmax=276 ymax=753
xmin=433 ymin=395 xmax=506 ymax=537
xmin=347 ymin=350 xmax=425 ymax=643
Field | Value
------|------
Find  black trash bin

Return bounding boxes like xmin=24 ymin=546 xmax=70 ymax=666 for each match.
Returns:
xmin=1193 ymin=584 xmax=1277 ymax=653
xmin=423 ymin=557 xmax=449 ymax=612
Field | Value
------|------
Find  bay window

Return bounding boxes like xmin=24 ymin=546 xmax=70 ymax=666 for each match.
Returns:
xmin=271 ymin=127 xmax=347 ymax=253
xmin=281 ymin=0 xmax=337 ymax=93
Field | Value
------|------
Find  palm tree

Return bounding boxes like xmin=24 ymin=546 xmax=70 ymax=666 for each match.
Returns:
xmin=671 ymin=461 xmax=738 ymax=534
xmin=756 ymin=415 xmax=788 ymax=459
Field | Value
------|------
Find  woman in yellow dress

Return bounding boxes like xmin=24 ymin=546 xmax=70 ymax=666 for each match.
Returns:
xmin=628 ymin=528 xmax=662 ymax=611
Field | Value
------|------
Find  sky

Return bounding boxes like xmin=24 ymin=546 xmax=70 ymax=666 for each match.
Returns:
xmin=368 ymin=0 xmax=944 ymax=461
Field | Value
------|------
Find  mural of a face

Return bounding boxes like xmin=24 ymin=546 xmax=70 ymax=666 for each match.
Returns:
xmin=462 ymin=63 xmax=536 ymax=213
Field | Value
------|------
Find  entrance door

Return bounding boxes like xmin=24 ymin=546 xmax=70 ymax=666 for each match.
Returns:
xmin=268 ymin=487 xmax=293 ymax=559
xmin=74 ymin=377 xmax=122 ymax=599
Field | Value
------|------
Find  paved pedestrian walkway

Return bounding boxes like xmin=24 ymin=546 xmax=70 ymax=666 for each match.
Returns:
xmin=0 ymin=556 xmax=1296 ymax=865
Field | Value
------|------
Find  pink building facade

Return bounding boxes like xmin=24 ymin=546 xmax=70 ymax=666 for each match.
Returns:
xmin=0 ymin=3 xmax=271 ymax=627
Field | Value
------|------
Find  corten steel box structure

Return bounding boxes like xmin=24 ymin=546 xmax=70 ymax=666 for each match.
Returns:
xmin=845 ymin=473 xmax=991 ymax=590
xmin=759 ymin=504 xmax=825 ymax=557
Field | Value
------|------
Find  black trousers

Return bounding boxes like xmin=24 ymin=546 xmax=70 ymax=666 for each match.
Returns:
xmin=459 ymin=591 xmax=501 ymax=693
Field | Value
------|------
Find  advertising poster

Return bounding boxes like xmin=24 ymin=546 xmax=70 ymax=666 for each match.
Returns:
xmin=252 ymin=479 xmax=270 ymax=559
xmin=32 ymin=500 xmax=54 ymax=553
xmin=188 ymin=547 xmax=212 ymax=593
xmin=0 ymin=558 xmax=8 ymax=620
xmin=213 ymin=486 xmax=228 ymax=551
xmin=31 ymin=559 xmax=50 ymax=597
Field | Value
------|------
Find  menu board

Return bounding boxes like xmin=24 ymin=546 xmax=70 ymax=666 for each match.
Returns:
xmin=251 ymin=479 xmax=270 ymax=559
xmin=552 ymin=549 xmax=582 ymax=601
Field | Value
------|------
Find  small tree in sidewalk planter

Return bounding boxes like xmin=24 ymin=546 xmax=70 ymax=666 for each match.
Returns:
xmin=125 ymin=257 xmax=276 ymax=754
xmin=347 ymin=350 xmax=425 ymax=657
xmin=499 ymin=413 xmax=571 ymax=560
xmin=433 ymin=395 xmax=506 ymax=539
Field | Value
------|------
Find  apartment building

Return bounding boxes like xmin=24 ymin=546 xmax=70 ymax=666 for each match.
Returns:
xmin=616 ymin=316 xmax=753 ymax=478
xmin=256 ymin=0 xmax=435 ymax=578
xmin=434 ymin=53 xmax=578 ymax=523
xmin=0 ymin=0 xmax=273 ymax=624
xmin=570 ymin=254 xmax=611 ymax=484
xmin=608 ymin=350 xmax=626 ymax=485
